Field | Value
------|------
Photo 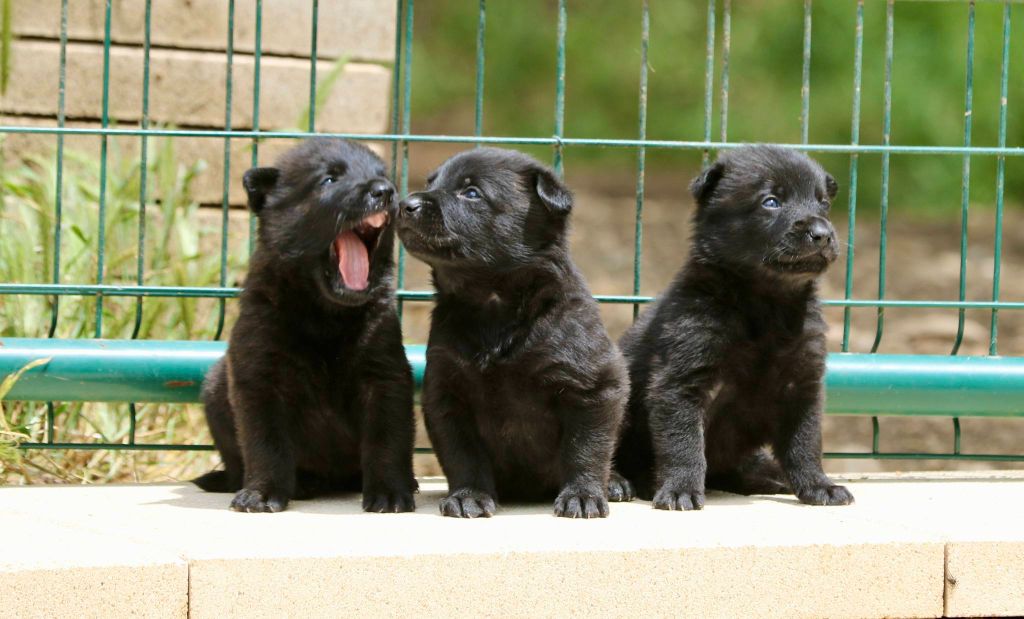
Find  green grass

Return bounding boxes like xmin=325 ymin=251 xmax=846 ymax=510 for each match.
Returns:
xmin=0 ymin=136 xmax=247 ymax=483
xmin=411 ymin=1 xmax=1023 ymax=214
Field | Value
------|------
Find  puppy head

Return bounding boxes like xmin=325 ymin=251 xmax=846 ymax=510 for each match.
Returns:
xmin=396 ymin=147 xmax=572 ymax=270
xmin=689 ymin=145 xmax=839 ymax=279
xmin=243 ymin=138 xmax=397 ymax=306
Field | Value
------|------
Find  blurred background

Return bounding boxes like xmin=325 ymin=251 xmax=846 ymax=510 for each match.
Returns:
xmin=1 ymin=0 xmax=1022 ymax=483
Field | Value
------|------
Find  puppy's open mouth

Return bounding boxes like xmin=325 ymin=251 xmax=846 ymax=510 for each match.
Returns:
xmin=332 ymin=211 xmax=389 ymax=291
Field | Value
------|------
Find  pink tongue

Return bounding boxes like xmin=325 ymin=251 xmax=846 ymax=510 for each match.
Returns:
xmin=335 ymin=231 xmax=369 ymax=290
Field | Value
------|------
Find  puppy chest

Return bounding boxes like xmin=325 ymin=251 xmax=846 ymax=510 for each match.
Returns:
xmin=471 ymin=382 xmax=562 ymax=462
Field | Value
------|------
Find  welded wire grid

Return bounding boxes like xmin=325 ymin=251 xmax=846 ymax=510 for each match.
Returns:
xmin=1 ymin=0 xmax=1021 ymax=461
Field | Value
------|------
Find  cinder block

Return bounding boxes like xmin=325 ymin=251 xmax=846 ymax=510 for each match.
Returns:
xmin=12 ymin=0 xmax=397 ymax=63
xmin=945 ymin=542 xmax=1024 ymax=617
xmin=0 ymin=116 xmax=389 ymax=205
xmin=0 ymin=513 xmax=188 ymax=619
xmin=0 ymin=41 xmax=392 ymax=132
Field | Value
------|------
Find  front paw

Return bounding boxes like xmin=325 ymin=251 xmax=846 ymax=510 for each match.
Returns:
xmin=230 ymin=487 xmax=289 ymax=513
xmin=362 ymin=490 xmax=416 ymax=513
xmin=607 ymin=472 xmax=636 ymax=503
xmin=439 ymin=488 xmax=497 ymax=518
xmin=553 ymin=485 xmax=609 ymax=519
xmin=652 ymin=477 xmax=705 ymax=511
xmin=797 ymin=483 xmax=854 ymax=506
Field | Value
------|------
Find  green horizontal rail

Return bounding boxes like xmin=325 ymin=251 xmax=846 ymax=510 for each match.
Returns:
xmin=1 ymin=126 xmax=1023 ymax=157
xmin=2 ymin=285 xmax=1023 ymax=310
xmin=825 ymin=353 xmax=1024 ymax=417
xmin=2 ymin=339 xmax=1022 ymax=419
xmin=0 ymin=338 xmax=426 ymax=403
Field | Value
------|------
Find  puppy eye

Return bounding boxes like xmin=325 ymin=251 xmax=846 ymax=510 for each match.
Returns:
xmin=461 ymin=186 xmax=483 ymax=200
xmin=321 ymin=176 xmax=337 ymax=186
xmin=762 ymin=196 xmax=781 ymax=209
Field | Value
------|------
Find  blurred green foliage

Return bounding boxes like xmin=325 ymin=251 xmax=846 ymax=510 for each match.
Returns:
xmin=411 ymin=0 xmax=1022 ymax=213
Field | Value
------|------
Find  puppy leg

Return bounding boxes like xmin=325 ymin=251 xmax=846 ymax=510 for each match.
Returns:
xmin=554 ymin=410 xmax=616 ymax=518
xmin=228 ymin=362 xmax=297 ymax=513
xmin=360 ymin=372 xmax=417 ymax=514
xmin=423 ymin=359 xmax=497 ymax=519
xmin=774 ymin=384 xmax=853 ymax=506
xmin=554 ymin=367 xmax=629 ymax=519
xmin=647 ymin=363 xmax=714 ymax=511
xmin=607 ymin=470 xmax=636 ymax=503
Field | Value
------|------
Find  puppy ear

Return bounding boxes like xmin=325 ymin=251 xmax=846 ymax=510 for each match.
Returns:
xmin=533 ymin=168 xmax=573 ymax=215
xmin=689 ymin=161 xmax=724 ymax=205
xmin=825 ymin=173 xmax=839 ymax=200
xmin=242 ymin=167 xmax=280 ymax=213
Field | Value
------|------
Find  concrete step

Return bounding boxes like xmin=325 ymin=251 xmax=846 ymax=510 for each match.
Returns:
xmin=1 ymin=473 xmax=1022 ymax=618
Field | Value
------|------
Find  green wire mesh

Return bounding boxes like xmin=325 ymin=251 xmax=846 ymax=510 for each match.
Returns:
xmin=1 ymin=0 xmax=1021 ymax=463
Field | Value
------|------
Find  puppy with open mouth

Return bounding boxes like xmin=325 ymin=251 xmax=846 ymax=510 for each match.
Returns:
xmin=399 ymin=148 xmax=631 ymax=518
xmin=194 ymin=138 xmax=417 ymax=513
xmin=615 ymin=145 xmax=854 ymax=510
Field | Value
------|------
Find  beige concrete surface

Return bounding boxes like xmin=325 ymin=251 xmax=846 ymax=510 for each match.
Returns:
xmin=0 ymin=41 xmax=391 ymax=132
xmin=0 ymin=513 xmax=188 ymax=618
xmin=13 ymin=0 xmax=397 ymax=62
xmin=0 ymin=474 xmax=1022 ymax=617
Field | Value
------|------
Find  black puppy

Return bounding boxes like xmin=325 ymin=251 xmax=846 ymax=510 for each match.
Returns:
xmin=194 ymin=138 xmax=417 ymax=514
xmin=398 ymin=148 xmax=631 ymax=518
xmin=615 ymin=145 xmax=853 ymax=510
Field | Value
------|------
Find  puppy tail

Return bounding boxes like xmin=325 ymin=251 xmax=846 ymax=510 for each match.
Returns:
xmin=192 ymin=469 xmax=240 ymax=493
xmin=707 ymin=449 xmax=791 ymax=496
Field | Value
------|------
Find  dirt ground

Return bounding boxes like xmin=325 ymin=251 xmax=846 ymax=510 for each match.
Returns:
xmin=396 ymin=186 xmax=1024 ymax=475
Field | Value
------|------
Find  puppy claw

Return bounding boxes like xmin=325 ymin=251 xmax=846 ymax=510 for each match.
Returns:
xmin=362 ymin=491 xmax=416 ymax=513
xmin=439 ymin=488 xmax=496 ymax=519
xmin=607 ymin=472 xmax=636 ymax=503
xmin=229 ymin=488 xmax=288 ymax=513
xmin=652 ymin=485 xmax=705 ymax=511
xmin=553 ymin=487 xmax=609 ymax=519
xmin=797 ymin=484 xmax=854 ymax=506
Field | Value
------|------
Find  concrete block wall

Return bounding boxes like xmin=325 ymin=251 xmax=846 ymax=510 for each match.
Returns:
xmin=0 ymin=0 xmax=396 ymax=205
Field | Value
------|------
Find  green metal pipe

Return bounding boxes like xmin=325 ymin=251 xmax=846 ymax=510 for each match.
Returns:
xmin=826 ymin=353 xmax=1024 ymax=417
xmin=2 ymin=340 xmax=1022 ymax=418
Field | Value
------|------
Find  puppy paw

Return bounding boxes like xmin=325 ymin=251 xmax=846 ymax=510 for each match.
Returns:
xmin=797 ymin=484 xmax=854 ymax=506
xmin=607 ymin=472 xmax=635 ymax=503
xmin=652 ymin=480 xmax=705 ymax=511
xmin=439 ymin=488 xmax=496 ymax=518
xmin=553 ymin=485 xmax=609 ymax=519
xmin=229 ymin=487 xmax=289 ymax=513
xmin=362 ymin=490 xmax=416 ymax=513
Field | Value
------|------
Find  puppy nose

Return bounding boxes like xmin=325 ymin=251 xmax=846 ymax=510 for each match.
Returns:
xmin=401 ymin=195 xmax=426 ymax=215
xmin=369 ymin=180 xmax=394 ymax=201
xmin=805 ymin=218 xmax=834 ymax=248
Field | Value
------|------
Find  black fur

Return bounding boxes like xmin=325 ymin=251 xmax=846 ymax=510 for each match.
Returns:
xmin=194 ymin=138 xmax=417 ymax=513
xmin=398 ymin=148 xmax=631 ymax=518
xmin=614 ymin=145 xmax=854 ymax=510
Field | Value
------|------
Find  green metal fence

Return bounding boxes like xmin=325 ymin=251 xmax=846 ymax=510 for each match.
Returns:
xmin=1 ymin=0 xmax=1022 ymax=467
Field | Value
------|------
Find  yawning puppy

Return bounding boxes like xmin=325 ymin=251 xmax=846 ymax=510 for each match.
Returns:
xmin=194 ymin=138 xmax=417 ymax=513
xmin=615 ymin=145 xmax=853 ymax=510
xmin=398 ymin=148 xmax=630 ymax=518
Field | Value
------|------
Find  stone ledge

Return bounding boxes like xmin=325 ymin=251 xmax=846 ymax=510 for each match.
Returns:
xmin=1 ymin=474 xmax=1022 ymax=618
